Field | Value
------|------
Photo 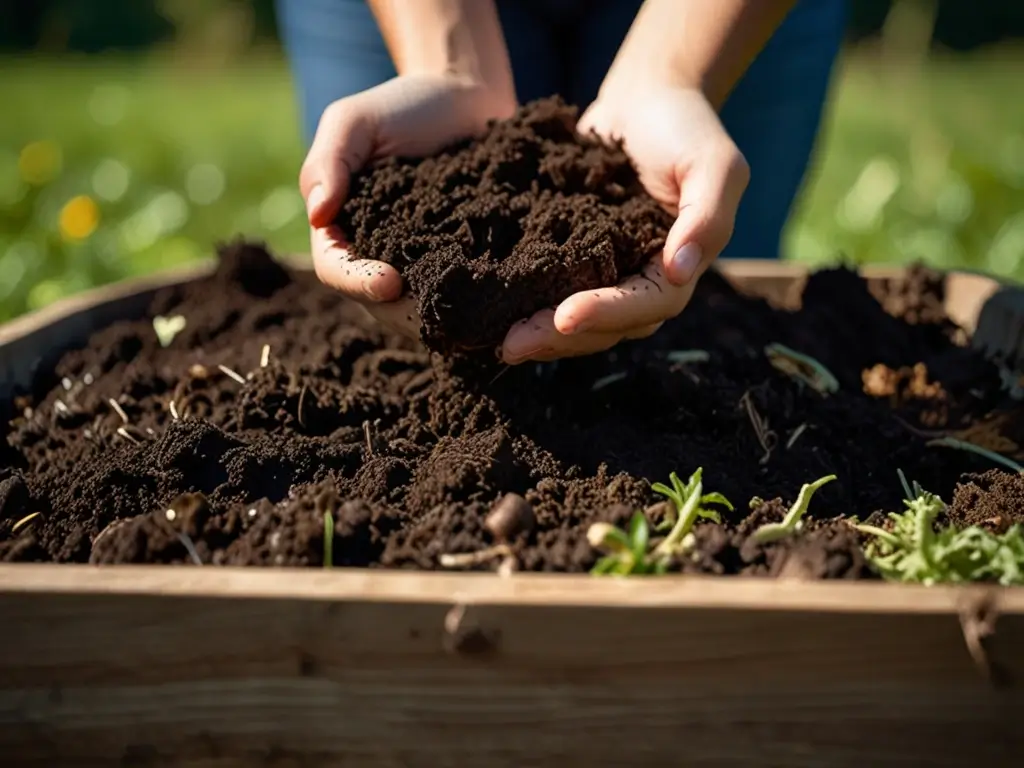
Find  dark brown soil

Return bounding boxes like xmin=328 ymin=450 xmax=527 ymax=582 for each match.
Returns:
xmin=948 ymin=470 xmax=1024 ymax=532
xmin=335 ymin=96 xmax=673 ymax=353
xmin=2 ymin=238 xmax=1021 ymax=577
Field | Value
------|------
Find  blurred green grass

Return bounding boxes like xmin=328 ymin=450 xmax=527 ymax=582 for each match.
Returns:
xmin=1 ymin=46 xmax=1023 ymax=322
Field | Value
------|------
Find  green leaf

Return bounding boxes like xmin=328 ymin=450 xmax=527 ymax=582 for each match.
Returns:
xmin=700 ymin=491 xmax=734 ymax=512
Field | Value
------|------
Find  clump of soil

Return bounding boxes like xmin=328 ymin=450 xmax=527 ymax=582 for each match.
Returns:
xmin=1 ymin=240 xmax=1019 ymax=578
xmin=948 ymin=470 xmax=1024 ymax=532
xmin=335 ymin=96 xmax=673 ymax=353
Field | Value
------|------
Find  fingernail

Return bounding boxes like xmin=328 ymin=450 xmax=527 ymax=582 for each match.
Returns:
xmin=306 ymin=184 xmax=325 ymax=220
xmin=671 ymin=243 xmax=703 ymax=284
xmin=564 ymin=318 xmax=591 ymax=335
xmin=505 ymin=347 xmax=552 ymax=365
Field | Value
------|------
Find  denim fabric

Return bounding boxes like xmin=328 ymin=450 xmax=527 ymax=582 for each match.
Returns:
xmin=276 ymin=0 xmax=846 ymax=259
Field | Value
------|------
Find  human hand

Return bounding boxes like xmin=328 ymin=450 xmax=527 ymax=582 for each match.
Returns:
xmin=499 ymin=85 xmax=749 ymax=364
xmin=300 ymin=73 xmax=515 ymax=338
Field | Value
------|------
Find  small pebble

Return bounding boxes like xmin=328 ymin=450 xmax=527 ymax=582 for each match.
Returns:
xmin=165 ymin=509 xmax=176 ymax=521
xmin=485 ymin=493 xmax=535 ymax=542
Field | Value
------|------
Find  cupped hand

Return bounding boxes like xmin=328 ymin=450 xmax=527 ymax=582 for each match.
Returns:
xmin=300 ymin=73 xmax=515 ymax=338
xmin=500 ymin=85 xmax=750 ymax=364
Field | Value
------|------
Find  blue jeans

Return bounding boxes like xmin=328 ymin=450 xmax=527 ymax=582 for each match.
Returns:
xmin=277 ymin=0 xmax=846 ymax=260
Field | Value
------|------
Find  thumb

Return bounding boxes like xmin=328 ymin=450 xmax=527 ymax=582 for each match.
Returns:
xmin=662 ymin=149 xmax=749 ymax=286
xmin=299 ymin=99 xmax=375 ymax=229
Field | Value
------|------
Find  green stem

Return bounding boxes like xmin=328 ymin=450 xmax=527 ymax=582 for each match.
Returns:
xmin=853 ymin=523 xmax=904 ymax=550
xmin=752 ymin=475 xmax=836 ymax=544
xmin=654 ymin=479 xmax=703 ymax=557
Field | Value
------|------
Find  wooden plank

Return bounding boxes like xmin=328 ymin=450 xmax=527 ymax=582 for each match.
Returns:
xmin=2 ymin=568 xmax=1023 ymax=766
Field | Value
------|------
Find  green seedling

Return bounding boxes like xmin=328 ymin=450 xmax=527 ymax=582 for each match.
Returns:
xmin=153 ymin=314 xmax=186 ymax=348
xmin=764 ymin=343 xmax=839 ymax=395
xmin=855 ymin=472 xmax=1024 ymax=586
xmin=589 ymin=512 xmax=667 ymax=575
xmin=651 ymin=468 xmax=733 ymax=531
xmin=323 ymin=510 xmax=334 ymax=569
xmin=588 ymin=468 xmax=731 ymax=575
xmin=751 ymin=475 xmax=837 ymax=543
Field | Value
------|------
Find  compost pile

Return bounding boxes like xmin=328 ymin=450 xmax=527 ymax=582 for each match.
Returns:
xmin=2 ymin=238 xmax=1024 ymax=576
xmin=336 ymin=96 xmax=673 ymax=353
xmin=3 ymin=99 xmax=1024 ymax=577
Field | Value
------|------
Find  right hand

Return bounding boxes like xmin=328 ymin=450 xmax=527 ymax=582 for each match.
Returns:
xmin=300 ymin=73 xmax=516 ymax=338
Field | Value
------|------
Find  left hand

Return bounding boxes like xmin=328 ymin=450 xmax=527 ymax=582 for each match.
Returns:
xmin=499 ymin=85 xmax=750 ymax=364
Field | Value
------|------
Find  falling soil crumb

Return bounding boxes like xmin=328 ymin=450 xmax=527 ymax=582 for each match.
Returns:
xmin=948 ymin=470 xmax=1024 ymax=532
xmin=1 ymin=238 xmax=1019 ymax=576
xmin=335 ymin=96 xmax=673 ymax=353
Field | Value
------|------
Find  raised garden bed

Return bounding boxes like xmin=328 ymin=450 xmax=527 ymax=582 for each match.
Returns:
xmin=4 ymin=99 xmax=1024 ymax=764
xmin=2 ymin=249 xmax=1024 ymax=766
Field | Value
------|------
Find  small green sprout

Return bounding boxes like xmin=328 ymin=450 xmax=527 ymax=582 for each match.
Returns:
xmin=153 ymin=314 xmax=186 ymax=347
xmin=765 ymin=343 xmax=839 ymax=395
xmin=323 ymin=511 xmax=334 ymax=569
xmin=588 ymin=468 xmax=731 ymax=575
xmin=651 ymin=468 xmax=733 ymax=531
xmin=589 ymin=513 xmax=667 ymax=575
xmin=855 ymin=472 xmax=1024 ymax=586
xmin=751 ymin=475 xmax=837 ymax=543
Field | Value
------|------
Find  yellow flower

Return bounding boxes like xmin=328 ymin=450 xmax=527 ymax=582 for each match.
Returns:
xmin=59 ymin=195 xmax=100 ymax=241
xmin=18 ymin=140 xmax=62 ymax=185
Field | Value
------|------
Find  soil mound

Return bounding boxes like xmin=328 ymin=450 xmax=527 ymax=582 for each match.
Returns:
xmin=335 ymin=96 xmax=673 ymax=353
xmin=1 ymin=241 xmax=1016 ymax=577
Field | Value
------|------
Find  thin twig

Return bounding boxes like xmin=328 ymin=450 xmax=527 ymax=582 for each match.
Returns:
xmin=175 ymin=532 xmax=204 ymax=566
xmin=116 ymin=427 xmax=140 ymax=445
xmin=666 ymin=350 xmax=710 ymax=365
xmin=217 ymin=364 xmax=248 ymax=385
xmin=591 ymin=371 xmax=627 ymax=392
xmin=169 ymin=400 xmax=180 ymax=421
xmin=11 ymin=512 xmax=41 ymax=533
xmin=298 ymin=384 xmax=308 ymax=428
xmin=363 ymin=420 xmax=375 ymax=457
xmin=108 ymin=398 xmax=129 ymax=425
xmin=740 ymin=391 xmax=777 ymax=465
xmin=488 ymin=365 xmax=511 ymax=385
xmin=786 ymin=423 xmax=808 ymax=450
xmin=439 ymin=544 xmax=512 ymax=568
xmin=260 ymin=344 xmax=271 ymax=368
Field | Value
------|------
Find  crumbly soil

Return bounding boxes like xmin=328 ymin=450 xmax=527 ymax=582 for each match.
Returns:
xmin=2 ymin=239 xmax=1022 ymax=577
xmin=335 ymin=96 xmax=673 ymax=354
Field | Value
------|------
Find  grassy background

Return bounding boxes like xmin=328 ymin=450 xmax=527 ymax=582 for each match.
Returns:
xmin=1 ymin=42 xmax=1022 ymax=322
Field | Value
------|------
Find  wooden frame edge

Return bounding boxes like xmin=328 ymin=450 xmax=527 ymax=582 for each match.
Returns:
xmin=2 ymin=564 xmax=1023 ymax=613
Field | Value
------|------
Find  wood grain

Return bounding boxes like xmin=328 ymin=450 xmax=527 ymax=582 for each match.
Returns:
xmin=2 ymin=568 xmax=1024 ymax=766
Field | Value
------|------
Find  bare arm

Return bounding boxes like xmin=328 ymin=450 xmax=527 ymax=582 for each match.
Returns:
xmin=601 ymin=0 xmax=799 ymax=108
xmin=367 ymin=0 xmax=517 ymax=115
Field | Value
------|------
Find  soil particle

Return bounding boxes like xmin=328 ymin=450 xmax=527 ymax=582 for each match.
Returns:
xmin=335 ymin=96 xmax=673 ymax=353
xmin=1 ymin=231 xmax=1018 ymax=577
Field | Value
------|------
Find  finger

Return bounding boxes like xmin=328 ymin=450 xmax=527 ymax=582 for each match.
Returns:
xmin=552 ymin=260 xmax=696 ymax=336
xmin=663 ymin=146 xmax=750 ymax=286
xmin=311 ymin=225 xmax=403 ymax=303
xmin=300 ymin=99 xmax=375 ymax=228
xmin=500 ymin=308 xmax=660 ymax=364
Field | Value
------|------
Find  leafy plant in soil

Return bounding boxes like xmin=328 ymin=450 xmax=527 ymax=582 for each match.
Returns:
xmin=588 ymin=468 xmax=731 ymax=575
xmin=855 ymin=472 xmax=1024 ymax=585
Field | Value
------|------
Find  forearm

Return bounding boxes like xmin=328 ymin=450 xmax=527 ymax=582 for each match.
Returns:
xmin=368 ymin=0 xmax=516 ymax=109
xmin=602 ymin=0 xmax=799 ymax=108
